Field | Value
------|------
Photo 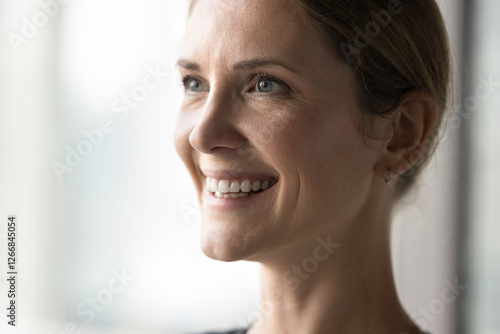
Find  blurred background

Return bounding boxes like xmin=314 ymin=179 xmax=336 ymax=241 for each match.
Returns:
xmin=0 ymin=0 xmax=498 ymax=334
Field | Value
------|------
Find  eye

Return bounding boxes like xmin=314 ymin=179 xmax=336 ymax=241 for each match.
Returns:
xmin=250 ymin=72 xmax=291 ymax=95
xmin=182 ymin=76 xmax=209 ymax=93
xmin=257 ymin=78 xmax=284 ymax=93
xmin=189 ymin=79 xmax=204 ymax=92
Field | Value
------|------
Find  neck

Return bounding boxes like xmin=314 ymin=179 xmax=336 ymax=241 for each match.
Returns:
xmin=247 ymin=213 xmax=423 ymax=334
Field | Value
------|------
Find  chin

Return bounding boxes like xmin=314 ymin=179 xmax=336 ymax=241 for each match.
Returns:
xmin=199 ymin=216 xmax=267 ymax=262
xmin=200 ymin=235 xmax=251 ymax=262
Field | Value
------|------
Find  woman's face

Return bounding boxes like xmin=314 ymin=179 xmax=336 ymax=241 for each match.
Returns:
xmin=174 ymin=0 xmax=387 ymax=261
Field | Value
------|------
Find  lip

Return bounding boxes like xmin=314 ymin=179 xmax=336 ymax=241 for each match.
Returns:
xmin=200 ymin=168 xmax=279 ymax=181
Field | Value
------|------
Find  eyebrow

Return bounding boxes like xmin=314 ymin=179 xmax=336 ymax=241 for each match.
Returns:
xmin=176 ymin=59 xmax=201 ymax=71
xmin=233 ymin=58 xmax=299 ymax=74
xmin=176 ymin=57 xmax=299 ymax=74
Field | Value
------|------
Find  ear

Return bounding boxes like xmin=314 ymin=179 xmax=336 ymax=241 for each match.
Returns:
xmin=375 ymin=90 xmax=439 ymax=182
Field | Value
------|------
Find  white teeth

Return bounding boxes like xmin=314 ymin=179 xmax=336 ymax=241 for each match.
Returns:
xmin=206 ymin=177 xmax=278 ymax=196
xmin=215 ymin=192 xmax=249 ymax=198
xmin=240 ymin=180 xmax=252 ymax=193
xmin=251 ymin=181 xmax=261 ymax=191
xmin=210 ymin=178 xmax=218 ymax=192
xmin=218 ymin=180 xmax=230 ymax=193
xmin=230 ymin=181 xmax=240 ymax=193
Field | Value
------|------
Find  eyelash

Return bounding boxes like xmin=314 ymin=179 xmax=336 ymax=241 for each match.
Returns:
xmin=180 ymin=72 xmax=292 ymax=94
xmin=249 ymin=71 xmax=292 ymax=93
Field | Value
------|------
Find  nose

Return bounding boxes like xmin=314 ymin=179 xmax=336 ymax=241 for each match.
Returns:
xmin=189 ymin=91 xmax=247 ymax=154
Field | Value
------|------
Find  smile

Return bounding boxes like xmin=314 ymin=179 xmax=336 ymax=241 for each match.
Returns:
xmin=206 ymin=177 xmax=278 ymax=198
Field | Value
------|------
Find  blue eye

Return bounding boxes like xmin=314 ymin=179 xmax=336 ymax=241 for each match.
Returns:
xmin=189 ymin=79 xmax=203 ymax=92
xmin=252 ymin=73 xmax=292 ymax=94
xmin=257 ymin=78 xmax=284 ymax=93
xmin=182 ymin=76 xmax=208 ymax=93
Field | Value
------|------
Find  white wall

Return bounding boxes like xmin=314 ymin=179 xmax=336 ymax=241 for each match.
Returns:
xmin=392 ymin=1 xmax=464 ymax=334
xmin=466 ymin=1 xmax=500 ymax=333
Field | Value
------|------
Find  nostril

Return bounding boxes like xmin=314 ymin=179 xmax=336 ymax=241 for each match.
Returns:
xmin=189 ymin=119 xmax=246 ymax=154
xmin=188 ymin=124 xmax=213 ymax=153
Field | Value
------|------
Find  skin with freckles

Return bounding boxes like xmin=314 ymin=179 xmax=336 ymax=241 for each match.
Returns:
xmin=174 ymin=0 xmax=435 ymax=333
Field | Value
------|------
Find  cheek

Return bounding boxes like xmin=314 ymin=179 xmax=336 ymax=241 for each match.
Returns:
xmin=312 ymin=121 xmax=372 ymax=187
xmin=174 ymin=113 xmax=195 ymax=168
xmin=270 ymin=104 xmax=375 ymax=211
xmin=240 ymin=102 xmax=297 ymax=145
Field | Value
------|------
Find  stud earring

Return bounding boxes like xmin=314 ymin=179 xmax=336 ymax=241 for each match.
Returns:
xmin=385 ymin=167 xmax=392 ymax=184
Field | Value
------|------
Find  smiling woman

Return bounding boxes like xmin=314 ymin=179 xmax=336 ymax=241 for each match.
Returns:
xmin=173 ymin=0 xmax=450 ymax=333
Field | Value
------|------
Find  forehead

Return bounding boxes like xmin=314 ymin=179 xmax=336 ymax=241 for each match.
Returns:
xmin=181 ymin=0 xmax=326 ymax=71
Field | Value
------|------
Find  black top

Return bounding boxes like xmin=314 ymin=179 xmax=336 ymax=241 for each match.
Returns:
xmin=197 ymin=329 xmax=248 ymax=334
xmin=197 ymin=329 xmax=431 ymax=334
